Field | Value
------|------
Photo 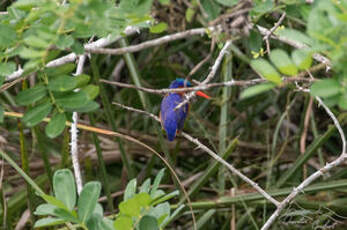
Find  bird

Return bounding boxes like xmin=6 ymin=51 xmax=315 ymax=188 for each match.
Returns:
xmin=160 ymin=78 xmax=210 ymax=141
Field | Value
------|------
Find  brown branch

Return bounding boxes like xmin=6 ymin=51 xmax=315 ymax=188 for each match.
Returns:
xmin=263 ymin=12 xmax=286 ymax=54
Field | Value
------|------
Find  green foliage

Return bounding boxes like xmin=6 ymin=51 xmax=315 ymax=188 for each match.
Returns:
xmin=114 ymin=169 xmax=177 ymax=230
xmin=34 ymin=168 xmax=177 ymax=230
xmin=250 ymin=58 xmax=282 ymax=84
xmin=1 ymin=0 xmax=155 ymax=138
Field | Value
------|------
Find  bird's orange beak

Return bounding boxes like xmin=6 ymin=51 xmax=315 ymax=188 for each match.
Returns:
xmin=196 ymin=91 xmax=211 ymax=99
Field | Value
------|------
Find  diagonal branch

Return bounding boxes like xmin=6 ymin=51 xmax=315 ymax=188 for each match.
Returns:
xmin=112 ymin=101 xmax=281 ymax=207
xmin=174 ymin=40 xmax=233 ymax=110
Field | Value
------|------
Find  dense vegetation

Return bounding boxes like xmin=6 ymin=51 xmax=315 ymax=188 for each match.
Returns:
xmin=0 ymin=0 xmax=346 ymax=229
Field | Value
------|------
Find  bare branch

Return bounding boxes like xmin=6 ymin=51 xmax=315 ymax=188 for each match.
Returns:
xmin=85 ymin=28 xmax=212 ymax=55
xmin=112 ymin=101 xmax=281 ymax=207
xmin=70 ymin=54 xmax=87 ymax=194
xmin=263 ymin=12 xmax=286 ymax=54
xmin=101 ymin=75 xmax=315 ymax=95
xmin=175 ymin=40 xmax=233 ymax=110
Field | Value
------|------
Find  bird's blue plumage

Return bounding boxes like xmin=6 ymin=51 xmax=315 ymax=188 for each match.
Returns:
xmin=160 ymin=79 xmax=190 ymax=141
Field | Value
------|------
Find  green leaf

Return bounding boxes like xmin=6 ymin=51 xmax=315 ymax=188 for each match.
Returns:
xmin=114 ymin=215 xmax=132 ymax=230
xmin=148 ymin=203 xmax=170 ymax=225
xmin=45 ymin=113 xmax=66 ymax=138
xmin=185 ymin=8 xmax=195 ymax=22
xmin=250 ymin=59 xmax=282 ymax=84
xmin=48 ymin=75 xmax=77 ymax=92
xmin=19 ymin=47 xmax=44 ymax=59
xmin=150 ymin=22 xmax=168 ymax=34
xmin=56 ymin=35 xmax=74 ymax=50
xmin=0 ymin=62 xmax=16 ymax=77
xmin=139 ymin=178 xmax=151 ymax=194
xmin=200 ymin=0 xmax=221 ymax=20
xmin=150 ymin=169 xmax=165 ymax=198
xmin=45 ymin=63 xmax=76 ymax=77
xmin=291 ymin=49 xmax=313 ymax=70
xmin=23 ymin=36 xmax=50 ymax=49
xmin=78 ymin=182 xmax=101 ymax=223
xmin=338 ymin=93 xmax=347 ymax=109
xmin=75 ymin=74 xmax=91 ymax=87
xmin=22 ymin=102 xmax=52 ymax=127
xmin=0 ymin=24 xmax=16 ymax=48
xmin=124 ymin=178 xmax=137 ymax=201
xmin=119 ymin=198 xmax=141 ymax=216
xmin=81 ymin=85 xmax=99 ymax=100
xmin=240 ymin=83 xmax=276 ymax=99
xmin=53 ymin=208 xmax=80 ymax=223
xmin=86 ymin=214 xmax=102 ymax=230
xmin=158 ymin=0 xmax=169 ymax=4
xmin=33 ymin=217 xmax=65 ymax=228
xmin=0 ymin=105 xmax=3 ymax=123
xmin=269 ymin=49 xmax=298 ymax=76
xmin=134 ymin=192 xmax=151 ymax=207
xmin=310 ymin=79 xmax=341 ymax=98
xmin=16 ymin=85 xmax=47 ymax=106
xmin=41 ymin=194 xmax=70 ymax=210
xmin=151 ymin=190 xmax=179 ymax=206
xmin=53 ymin=169 xmax=76 ymax=210
xmin=139 ymin=215 xmax=159 ymax=230
xmin=34 ymin=204 xmax=57 ymax=216
xmin=71 ymin=41 xmax=85 ymax=55
xmin=277 ymin=28 xmax=313 ymax=46
xmin=64 ymin=101 xmax=99 ymax=113
xmin=101 ymin=218 xmax=115 ymax=230
xmin=215 ymin=0 xmax=238 ymax=7
xmin=55 ymin=91 xmax=89 ymax=109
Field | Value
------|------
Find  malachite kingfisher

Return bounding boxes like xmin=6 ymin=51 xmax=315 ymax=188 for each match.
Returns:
xmin=160 ymin=78 xmax=210 ymax=141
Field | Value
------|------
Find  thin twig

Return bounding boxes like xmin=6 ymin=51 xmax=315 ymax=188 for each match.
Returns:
xmin=70 ymin=55 xmax=87 ymax=194
xmin=101 ymin=75 xmax=315 ymax=95
xmin=256 ymin=25 xmax=331 ymax=67
xmin=263 ymin=12 xmax=286 ymax=54
xmin=112 ymin=101 xmax=281 ymax=207
xmin=86 ymin=27 xmax=213 ymax=55
xmin=175 ymin=40 xmax=233 ymax=110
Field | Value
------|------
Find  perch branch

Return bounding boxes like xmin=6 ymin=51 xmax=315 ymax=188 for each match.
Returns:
xmin=112 ymin=102 xmax=281 ymax=207
xmin=175 ymin=40 xmax=233 ymax=110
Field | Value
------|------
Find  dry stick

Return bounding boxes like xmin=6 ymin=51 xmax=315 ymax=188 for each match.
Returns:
xmin=263 ymin=12 xmax=286 ymax=54
xmin=300 ymin=97 xmax=313 ymax=179
xmin=85 ymin=28 xmax=213 ymax=55
xmin=256 ymin=25 xmax=331 ymax=67
xmin=112 ymin=102 xmax=281 ymax=207
xmin=261 ymin=96 xmax=347 ymax=230
xmin=70 ymin=55 xmax=87 ymax=194
xmin=175 ymin=40 xmax=233 ymax=110
xmin=5 ymin=26 xmax=140 ymax=82
xmin=101 ymin=75 xmax=316 ymax=95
